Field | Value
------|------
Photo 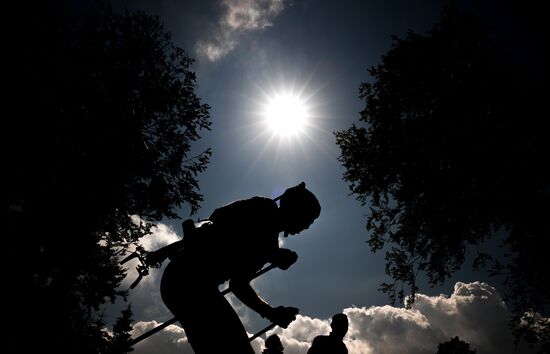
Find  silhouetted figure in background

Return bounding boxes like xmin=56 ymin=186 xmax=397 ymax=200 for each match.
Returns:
xmin=148 ymin=182 xmax=321 ymax=354
xmin=262 ymin=334 xmax=284 ymax=354
xmin=307 ymin=313 xmax=349 ymax=354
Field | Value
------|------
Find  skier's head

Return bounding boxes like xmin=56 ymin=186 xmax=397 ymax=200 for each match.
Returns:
xmin=277 ymin=182 xmax=321 ymax=236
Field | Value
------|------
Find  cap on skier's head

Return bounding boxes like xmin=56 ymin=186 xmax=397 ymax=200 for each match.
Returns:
xmin=277 ymin=182 xmax=321 ymax=236
xmin=280 ymin=182 xmax=321 ymax=218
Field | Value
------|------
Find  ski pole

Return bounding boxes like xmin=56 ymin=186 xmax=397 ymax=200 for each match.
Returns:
xmin=249 ymin=323 xmax=277 ymax=341
xmin=126 ymin=263 xmax=277 ymax=349
xmin=127 ymin=317 xmax=276 ymax=349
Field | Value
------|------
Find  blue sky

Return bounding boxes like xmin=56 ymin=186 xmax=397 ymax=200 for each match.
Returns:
xmin=94 ymin=1 xmax=540 ymax=353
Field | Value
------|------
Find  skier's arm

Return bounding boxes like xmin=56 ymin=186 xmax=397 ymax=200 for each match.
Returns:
xmin=230 ymin=275 xmax=272 ymax=315
xmin=269 ymin=248 xmax=298 ymax=270
xmin=230 ymin=275 xmax=298 ymax=328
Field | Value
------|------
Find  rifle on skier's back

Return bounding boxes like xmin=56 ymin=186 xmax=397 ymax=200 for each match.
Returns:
xmin=119 ymin=218 xmax=207 ymax=288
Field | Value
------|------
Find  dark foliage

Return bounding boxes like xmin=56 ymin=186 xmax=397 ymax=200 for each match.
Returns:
xmin=5 ymin=2 xmax=210 ymax=353
xmin=111 ymin=305 xmax=135 ymax=353
xmin=435 ymin=336 xmax=476 ymax=354
xmin=335 ymin=6 xmax=548 ymax=349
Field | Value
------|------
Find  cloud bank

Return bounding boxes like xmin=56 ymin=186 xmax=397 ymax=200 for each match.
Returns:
xmin=195 ymin=0 xmax=288 ymax=61
xmin=130 ymin=281 xmax=538 ymax=354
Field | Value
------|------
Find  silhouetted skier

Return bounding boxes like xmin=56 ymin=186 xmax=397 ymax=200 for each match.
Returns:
xmin=307 ymin=313 xmax=349 ymax=354
xmin=147 ymin=182 xmax=321 ymax=354
xmin=262 ymin=334 xmax=284 ymax=354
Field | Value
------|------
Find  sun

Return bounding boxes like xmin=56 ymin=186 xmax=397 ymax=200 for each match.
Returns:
xmin=263 ymin=93 xmax=309 ymax=137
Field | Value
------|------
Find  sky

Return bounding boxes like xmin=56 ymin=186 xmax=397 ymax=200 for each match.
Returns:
xmin=87 ymin=1 xmax=542 ymax=353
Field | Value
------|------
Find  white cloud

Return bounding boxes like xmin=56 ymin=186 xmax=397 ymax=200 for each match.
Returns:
xmin=411 ymin=281 xmax=523 ymax=354
xmin=223 ymin=0 xmax=285 ymax=30
xmin=272 ymin=282 xmax=536 ymax=354
xmin=343 ymin=305 xmax=441 ymax=354
xmin=129 ymin=281 xmax=540 ymax=354
xmin=196 ymin=0 xmax=288 ymax=61
xmin=131 ymin=320 xmax=192 ymax=354
xmin=130 ymin=216 xmax=181 ymax=251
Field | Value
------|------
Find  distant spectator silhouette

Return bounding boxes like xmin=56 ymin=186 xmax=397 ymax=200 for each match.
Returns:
xmin=148 ymin=182 xmax=321 ymax=354
xmin=307 ymin=313 xmax=348 ymax=354
xmin=262 ymin=334 xmax=284 ymax=354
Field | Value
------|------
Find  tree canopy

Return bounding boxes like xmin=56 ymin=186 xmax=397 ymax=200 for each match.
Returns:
xmin=5 ymin=3 xmax=210 ymax=352
xmin=435 ymin=336 xmax=476 ymax=354
xmin=335 ymin=6 xmax=548 ymax=349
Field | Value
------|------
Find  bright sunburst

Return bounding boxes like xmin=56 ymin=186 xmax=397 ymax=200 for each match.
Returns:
xmin=243 ymin=72 xmax=327 ymax=162
xmin=264 ymin=93 xmax=308 ymax=137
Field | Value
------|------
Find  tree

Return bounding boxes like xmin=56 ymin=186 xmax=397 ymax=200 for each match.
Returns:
xmin=5 ymin=2 xmax=210 ymax=353
xmin=435 ymin=336 xmax=476 ymax=354
xmin=111 ymin=305 xmax=135 ymax=354
xmin=335 ymin=6 xmax=548 ymax=349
